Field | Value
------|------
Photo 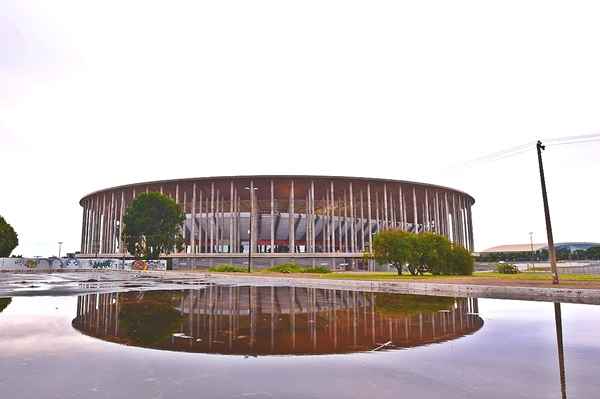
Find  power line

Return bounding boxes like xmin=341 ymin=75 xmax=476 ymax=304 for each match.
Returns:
xmin=462 ymin=133 xmax=600 ymax=166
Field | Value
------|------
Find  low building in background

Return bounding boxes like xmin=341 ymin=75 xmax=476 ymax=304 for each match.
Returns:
xmin=478 ymin=242 xmax=600 ymax=262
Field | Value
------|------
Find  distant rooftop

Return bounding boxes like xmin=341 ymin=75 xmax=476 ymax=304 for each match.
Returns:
xmin=481 ymin=242 xmax=600 ymax=253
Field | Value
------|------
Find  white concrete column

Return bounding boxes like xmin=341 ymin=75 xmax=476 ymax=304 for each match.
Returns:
xmin=289 ymin=180 xmax=295 ymax=253
xmin=191 ymin=183 xmax=197 ymax=254
xmin=367 ymin=184 xmax=372 ymax=252
xmin=461 ymin=196 xmax=468 ymax=248
xmin=322 ymin=191 xmax=327 ymax=252
xmin=270 ymin=180 xmax=275 ymax=252
xmin=83 ymin=201 xmax=89 ymax=254
xmin=325 ymin=191 xmax=330 ymax=252
xmin=310 ymin=180 xmax=316 ymax=252
xmin=375 ymin=190 xmax=380 ymax=234
xmin=389 ymin=192 xmax=395 ymax=229
xmin=424 ymin=189 xmax=430 ymax=232
xmin=91 ymin=197 xmax=97 ymax=254
xmin=383 ymin=184 xmax=388 ymax=230
xmin=198 ymin=189 xmax=203 ymax=253
xmin=250 ymin=180 xmax=256 ymax=253
xmin=230 ymin=181 xmax=234 ymax=253
xmin=443 ymin=192 xmax=449 ymax=239
xmin=451 ymin=194 xmax=457 ymax=244
xmin=398 ymin=185 xmax=404 ymax=231
xmin=87 ymin=199 xmax=93 ymax=253
xmin=467 ymin=200 xmax=474 ymax=251
xmin=349 ymin=182 xmax=355 ymax=253
xmin=80 ymin=205 xmax=87 ymax=253
xmin=100 ymin=194 xmax=106 ymax=254
xmin=330 ymin=181 xmax=336 ymax=253
xmin=412 ymin=187 xmax=418 ymax=233
xmin=83 ymin=201 xmax=89 ymax=253
xmin=344 ymin=190 xmax=349 ymax=252
xmin=109 ymin=192 xmax=115 ymax=254
xmin=215 ymin=190 xmax=220 ymax=253
xmin=360 ymin=189 xmax=365 ymax=251
xmin=210 ymin=183 xmax=215 ymax=253
xmin=204 ymin=193 xmax=211 ymax=253
xmin=119 ymin=191 xmax=125 ymax=253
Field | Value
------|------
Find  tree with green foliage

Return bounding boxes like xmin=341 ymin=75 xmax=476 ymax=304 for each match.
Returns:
xmin=0 ymin=216 xmax=18 ymax=257
xmin=411 ymin=232 xmax=452 ymax=275
xmin=122 ymin=192 xmax=184 ymax=259
xmin=448 ymin=245 xmax=474 ymax=275
xmin=587 ymin=246 xmax=600 ymax=260
xmin=371 ymin=229 xmax=414 ymax=275
xmin=371 ymin=229 xmax=473 ymax=276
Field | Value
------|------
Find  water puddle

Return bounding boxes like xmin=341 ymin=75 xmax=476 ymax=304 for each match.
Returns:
xmin=0 ymin=285 xmax=598 ymax=398
xmin=71 ymin=287 xmax=483 ymax=355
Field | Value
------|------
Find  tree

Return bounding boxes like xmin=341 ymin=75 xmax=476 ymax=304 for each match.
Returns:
xmin=122 ymin=192 xmax=184 ymax=259
xmin=448 ymin=245 xmax=474 ymax=275
xmin=371 ymin=229 xmax=414 ymax=275
xmin=371 ymin=229 xmax=473 ymax=276
xmin=410 ymin=232 xmax=452 ymax=275
xmin=586 ymin=246 xmax=600 ymax=260
xmin=0 ymin=215 xmax=18 ymax=257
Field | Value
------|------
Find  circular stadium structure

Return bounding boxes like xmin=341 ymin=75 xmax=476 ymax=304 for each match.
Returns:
xmin=78 ymin=175 xmax=475 ymax=270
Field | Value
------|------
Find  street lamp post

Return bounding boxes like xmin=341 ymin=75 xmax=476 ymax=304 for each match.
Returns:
xmin=529 ymin=232 xmax=534 ymax=271
xmin=58 ymin=241 xmax=63 ymax=258
xmin=536 ymin=140 xmax=559 ymax=284
xmin=244 ymin=185 xmax=258 ymax=273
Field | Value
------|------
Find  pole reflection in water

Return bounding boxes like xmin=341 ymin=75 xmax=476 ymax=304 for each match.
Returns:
xmin=72 ymin=286 xmax=484 ymax=356
xmin=554 ymin=302 xmax=567 ymax=399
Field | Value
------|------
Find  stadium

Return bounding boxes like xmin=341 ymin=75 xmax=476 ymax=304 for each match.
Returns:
xmin=78 ymin=175 xmax=475 ymax=270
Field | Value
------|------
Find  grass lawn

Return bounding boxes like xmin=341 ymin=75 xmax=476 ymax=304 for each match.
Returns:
xmin=316 ymin=271 xmax=600 ymax=281
xmin=206 ymin=269 xmax=600 ymax=287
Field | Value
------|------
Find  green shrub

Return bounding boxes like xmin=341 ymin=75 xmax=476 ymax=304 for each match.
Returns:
xmin=495 ymin=263 xmax=519 ymax=274
xmin=300 ymin=266 xmax=332 ymax=274
xmin=449 ymin=245 xmax=475 ymax=275
xmin=266 ymin=263 xmax=305 ymax=273
xmin=208 ymin=264 xmax=247 ymax=272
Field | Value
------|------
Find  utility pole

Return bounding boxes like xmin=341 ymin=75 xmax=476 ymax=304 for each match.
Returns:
xmin=58 ymin=241 xmax=63 ymax=258
xmin=536 ymin=140 xmax=559 ymax=284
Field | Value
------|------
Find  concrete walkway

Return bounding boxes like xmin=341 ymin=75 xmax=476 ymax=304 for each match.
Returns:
xmin=1 ymin=270 xmax=599 ymax=304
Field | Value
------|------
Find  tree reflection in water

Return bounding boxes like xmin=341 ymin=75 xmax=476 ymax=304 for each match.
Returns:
xmin=0 ymin=298 xmax=11 ymax=314
xmin=118 ymin=291 xmax=184 ymax=345
xmin=72 ymin=286 xmax=484 ymax=356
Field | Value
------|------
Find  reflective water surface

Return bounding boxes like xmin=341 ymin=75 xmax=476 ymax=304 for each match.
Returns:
xmin=0 ymin=286 xmax=599 ymax=399
xmin=71 ymin=287 xmax=483 ymax=355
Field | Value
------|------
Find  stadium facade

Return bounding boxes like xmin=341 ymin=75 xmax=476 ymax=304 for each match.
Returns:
xmin=79 ymin=175 xmax=475 ymax=269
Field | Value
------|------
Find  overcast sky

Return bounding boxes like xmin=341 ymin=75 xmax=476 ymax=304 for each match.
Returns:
xmin=1 ymin=0 xmax=599 ymax=256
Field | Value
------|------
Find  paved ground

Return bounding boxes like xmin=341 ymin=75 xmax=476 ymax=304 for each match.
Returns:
xmin=1 ymin=270 xmax=600 ymax=304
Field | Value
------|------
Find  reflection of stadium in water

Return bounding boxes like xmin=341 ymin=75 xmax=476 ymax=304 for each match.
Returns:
xmin=72 ymin=287 xmax=483 ymax=355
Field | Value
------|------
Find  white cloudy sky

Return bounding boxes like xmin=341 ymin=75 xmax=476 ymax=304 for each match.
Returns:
xmin=1 ymin=0 xmax=599 ymax=256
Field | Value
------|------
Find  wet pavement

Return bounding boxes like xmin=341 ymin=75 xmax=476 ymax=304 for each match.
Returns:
xmin=1 ymin=281 xmax=599 ymax=398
